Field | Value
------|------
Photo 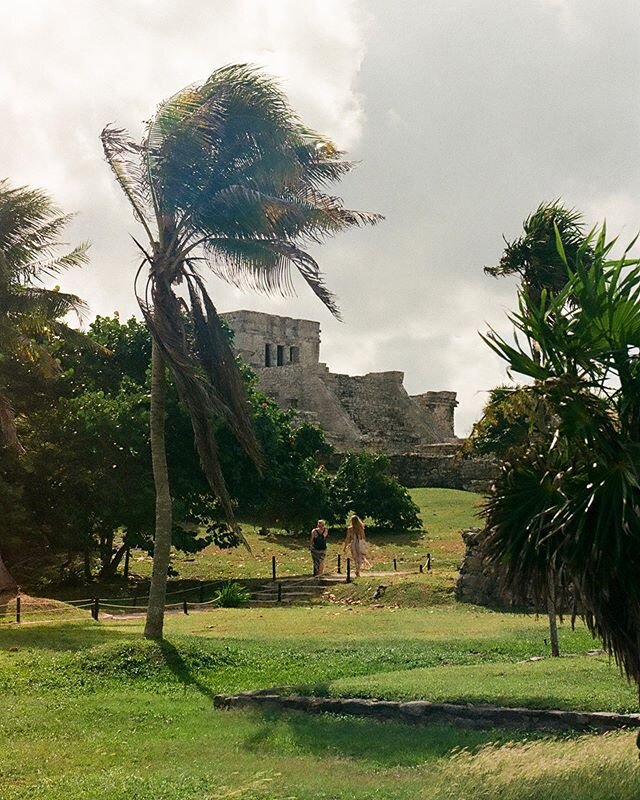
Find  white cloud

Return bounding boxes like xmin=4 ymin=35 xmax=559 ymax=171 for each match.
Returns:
xmin=3 ymin=0 xmax=640 ymax=435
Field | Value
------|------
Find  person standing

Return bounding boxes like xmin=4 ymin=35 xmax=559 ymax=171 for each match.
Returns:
xmin=310 ymin=519 xmax=328 ymax=577
xmin=344 ymin=515 xmax=370 ymax=578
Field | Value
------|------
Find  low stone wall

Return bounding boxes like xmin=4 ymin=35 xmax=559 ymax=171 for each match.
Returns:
xmin=388 ymin=451 xmax=497 ymax=492
xmin=214 ymin=691 xmax=640 ymax=733
xmin=454 ymin=527 xmax=528 ymax=608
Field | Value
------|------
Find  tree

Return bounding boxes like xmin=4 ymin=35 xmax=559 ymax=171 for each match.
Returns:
xmin=0 ymin=179 xmax=88 ymax=450
xmin=328 ymin=452 xmax=421 ymax=530
xmin=481 ymin=201 xmax=594 ymax=656
xmin=484 ymin=200 xmax=592 ymax=304
xmin=101 ymin=64 xmax=381 ymax=639
xmin=0 ymin=180 xmax=88 ymax=590
xmin=481 ymin=222 xmax=640 ymax=683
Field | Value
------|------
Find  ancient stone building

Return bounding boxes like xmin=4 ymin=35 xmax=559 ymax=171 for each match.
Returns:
xmin=222 ymin=310 xmax=459 ymax=455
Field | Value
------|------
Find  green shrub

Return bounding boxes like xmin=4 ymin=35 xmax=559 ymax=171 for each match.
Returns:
xmin=328 ymin=452 xmax=421 ymax=530
xmin=215 ymin=581 xmax=250 ymax=608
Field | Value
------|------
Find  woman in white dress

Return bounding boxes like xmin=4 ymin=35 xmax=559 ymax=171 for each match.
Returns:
xmin=344 ymin=515 xmax=370 ymax=577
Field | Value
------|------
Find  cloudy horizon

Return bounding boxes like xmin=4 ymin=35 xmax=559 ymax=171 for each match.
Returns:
xmin=3 ymin=0 xmax=639 ymax=434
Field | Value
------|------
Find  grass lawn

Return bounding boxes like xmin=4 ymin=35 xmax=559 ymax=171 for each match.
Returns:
xmin=3 ymin=488 xmax=640 ymax=799
xmin=2 ymin=606 xmax=640 ymax=799
xmin=99 ymin=487 xmax=480 ymax=590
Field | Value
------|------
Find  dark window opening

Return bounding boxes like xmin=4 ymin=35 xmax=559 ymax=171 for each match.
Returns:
xmin=289 ymin=346 xmax=300 ymax=364
xmin=265 ymin=343 xmax=272 ymax=367
xmin=276 ymin=344 xmax=284 ymax=366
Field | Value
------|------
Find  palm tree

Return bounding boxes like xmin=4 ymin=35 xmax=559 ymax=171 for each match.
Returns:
xmin=0 ymin=179 xmax=89 ymax=451
xmin=482 ymin=225 xmax=640 ymax=685
xmin=101 ymin=64 xmax=381 ymax=639
xmin=484 ymin=200 xmax=592 ymax=304
xmin=0 ymin=180 xmax=88 ymax=592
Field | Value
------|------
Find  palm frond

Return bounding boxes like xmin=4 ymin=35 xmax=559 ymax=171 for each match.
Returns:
xmin=100 ymin=126 xmax=154 ymax=239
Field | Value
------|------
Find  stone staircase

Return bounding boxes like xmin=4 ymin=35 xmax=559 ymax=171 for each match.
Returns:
xmin=248 ymin=573 xmax=347 ymax=605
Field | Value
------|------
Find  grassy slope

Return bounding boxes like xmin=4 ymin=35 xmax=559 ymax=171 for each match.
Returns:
xmin=2 ymin=611 xmax=640 ymax=800
xmin=120 ymin=487 xmax=480 ymax=585
xmin=3 ymin=489 xmax=640 ymax=799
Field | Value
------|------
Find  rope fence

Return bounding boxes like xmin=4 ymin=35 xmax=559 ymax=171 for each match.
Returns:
xmin=0 ymin=552 xmax=434 ymax=625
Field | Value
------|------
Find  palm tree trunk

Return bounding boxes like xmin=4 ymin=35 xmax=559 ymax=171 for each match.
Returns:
xmin=547 ymin=571 xmax=560 ymax=657
xmin=144 ymin=337 xmax=173 ymax=640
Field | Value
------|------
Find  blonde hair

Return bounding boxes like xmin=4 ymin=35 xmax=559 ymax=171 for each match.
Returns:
xmin=317 ymin=519 xmax=326 ymax=528
xmin=350 ymin=515 xmax=365 ymax=539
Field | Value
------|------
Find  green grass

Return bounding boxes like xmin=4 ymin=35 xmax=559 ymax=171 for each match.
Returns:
xmin=2 ymin=606 xmax=640 ymax=799
xmin=3 ymin=488 xmax=639 ymax=799
xmin=100 ymin=487 xmax=480 ymax=589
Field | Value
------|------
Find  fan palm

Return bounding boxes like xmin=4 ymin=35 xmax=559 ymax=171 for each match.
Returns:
xmin=101 ymin=64 xmax=381 ymax=639
xmin=0 ymin=179 xmax=88 ymax=451
xmin=482 ymin=225 xmax=640 ymax=684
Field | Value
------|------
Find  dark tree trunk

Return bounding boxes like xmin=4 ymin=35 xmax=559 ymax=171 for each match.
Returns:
xmin=144 ymin=337 xmax=173 ymax=640
xmin=99 ymin=542 xmax=129 ymax=581
xmin=547 ymin=572 xmax=560 ymax=657
xmin=0 ymin=552 xmax=17 ymax=594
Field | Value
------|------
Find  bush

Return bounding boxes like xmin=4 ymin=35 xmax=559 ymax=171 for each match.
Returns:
xmin=328 ymin=452 xmax=422 ymax=530
xmin=215 ymin=581 xmax=250 ymax=608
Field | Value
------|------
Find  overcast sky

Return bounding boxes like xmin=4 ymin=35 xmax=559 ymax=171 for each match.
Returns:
xmin=3 ymin=0 xmax=640 ymax=434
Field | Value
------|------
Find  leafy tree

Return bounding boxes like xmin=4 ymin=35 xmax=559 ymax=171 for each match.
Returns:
xmin=219 ymin=391 xmax=331 ymax=532
xmin=467 ymin=386 xmax=538 ymax=457
xmin=328 ymin=452 xmax=421 ymax=530
xmin=0 ymin=179 xmax=88 ymax=450
xmin=101 ymin=64 xmax=381 ymax=639
xmin=481 ymin=222 xmax=640 ymax=683
xmin=0 ymin=180 xmax=88 ymax=588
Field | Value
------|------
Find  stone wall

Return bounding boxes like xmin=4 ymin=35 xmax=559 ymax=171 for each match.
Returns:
xmin=214 ymin=691 xmax=640 ymax=732
xmin=221 ymin=309 xmax=467 ymax=474
xmin=455 ymin=528 xmax=508 ymax=607
xmin=222 ymin=310 xmax=320 ymax=369
xmin=389 ymin=449 xmax=497 ymax=492
xmin=411 ymin=391 xmax=458 ymax=442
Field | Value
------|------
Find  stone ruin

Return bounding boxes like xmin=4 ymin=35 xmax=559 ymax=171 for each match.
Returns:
xmin=222 ymin=310 xmax=495 ymax=491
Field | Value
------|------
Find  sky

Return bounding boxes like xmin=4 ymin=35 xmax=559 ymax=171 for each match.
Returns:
xmin=3 ymin=0 xmax=640 ymax=434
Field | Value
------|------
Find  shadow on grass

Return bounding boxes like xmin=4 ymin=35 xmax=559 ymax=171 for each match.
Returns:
xmin=159 ymin=639 xmax=216 ymax=701
xmin=241 ymin=706 xmax=563 ymax=767
xmin=0 ymin=620 xmax=140 ymax=652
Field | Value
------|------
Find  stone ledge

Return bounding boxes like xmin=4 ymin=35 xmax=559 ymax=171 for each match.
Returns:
xmin=213 ymin=692 xmax=640 ymax=732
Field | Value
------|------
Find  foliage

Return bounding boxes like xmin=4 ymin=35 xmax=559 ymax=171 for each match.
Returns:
xmin=215 ymin=580 xmax=250 ymax=608
xmin=484 ymin=200 xmax=593 ymax=303
xmin=481 ymin=220 xmax=640 ymax=684
xmin=328 ymin=452 xmax=422 ymax=530
xmin=467 ymin=385 xmax=541 ymax=457
xmin=1 ymin=316 xmax=221 ymax=581
xmin=218 ymin=391 xmax=331 ymax=532
xmin=0 ymin=179 xmax=88 ymax=450
xmin=101 ymin=63 xmax=381 ymax=522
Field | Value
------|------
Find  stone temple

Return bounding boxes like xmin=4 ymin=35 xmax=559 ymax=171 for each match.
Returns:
xmin=221 ymin=310 xmax=458 ymax=455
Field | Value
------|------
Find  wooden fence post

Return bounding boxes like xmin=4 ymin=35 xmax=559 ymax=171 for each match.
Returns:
xmin=393 ymin=558 xmax=397 ymax=571
xmin=123 ymin=546 xmax=130 ymax=580
xmin=183 ymin=599 xmax=188 ymax=615
xmin=346 ymin=558 xmax=351 ymax=583
xmin=15 ymin=589 xmax=21 ymax=624
xmin=92 ymin=597 xmax=100 ymax=621
xmin=272 ymin=555 xmax=277 ymax=581
xmin=427 ymin=553 xmax=432 ymax=572
xmin=277 ymin=582 xmax=282 ymax=602
xmin=337 ymin=554 xmax=341 ymax=574
xmin=419 ymin=563 xmax=423 ymax=573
